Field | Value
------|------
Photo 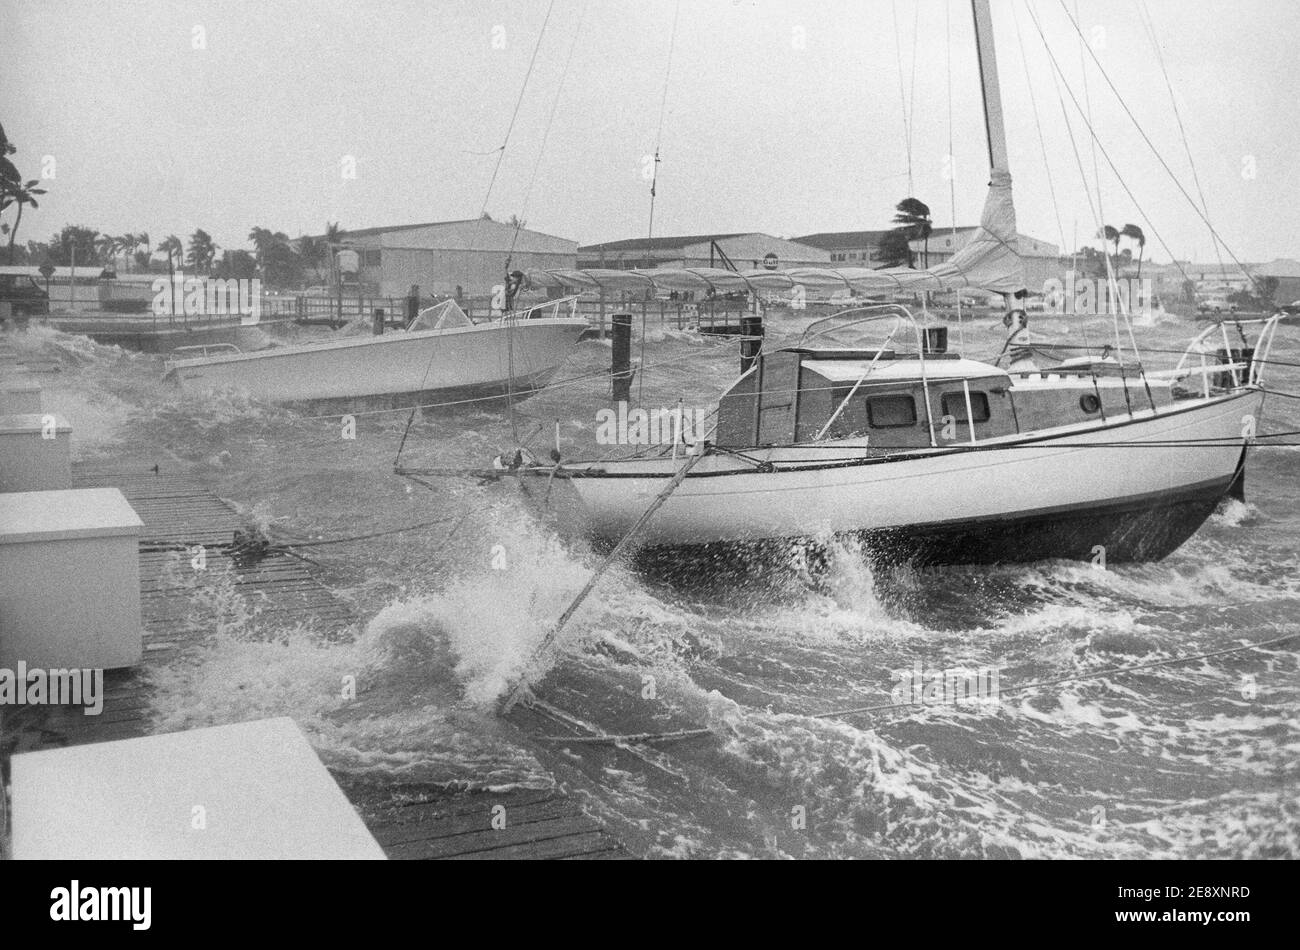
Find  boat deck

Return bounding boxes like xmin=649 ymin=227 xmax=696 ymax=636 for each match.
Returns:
xmin=0 ymin=467 xmax=632 ymax=860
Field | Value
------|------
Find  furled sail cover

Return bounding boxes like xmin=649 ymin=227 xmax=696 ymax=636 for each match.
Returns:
xmin=527 ymin=171 xmax=1026 ymax=298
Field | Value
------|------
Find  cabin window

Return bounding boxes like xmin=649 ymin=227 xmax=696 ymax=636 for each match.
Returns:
xmin=866 ymin=394 xmax=917 ymax=428
xmin=941 ymin=391 xmax=991 ymax=424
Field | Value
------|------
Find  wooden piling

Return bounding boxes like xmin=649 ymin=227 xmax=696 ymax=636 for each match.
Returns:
xmin=611 ymin=312 xmax=633 ymax=404
xmin=740 ymin=314 xmax=764 ymax=373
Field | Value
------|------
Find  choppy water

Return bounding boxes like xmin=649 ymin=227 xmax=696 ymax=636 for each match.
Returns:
xmin=8 ymin=309 xmax=1297 ymax=859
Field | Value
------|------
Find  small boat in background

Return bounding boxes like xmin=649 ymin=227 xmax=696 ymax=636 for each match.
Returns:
xmin=163 ymin=296 xmax=588 ymax=410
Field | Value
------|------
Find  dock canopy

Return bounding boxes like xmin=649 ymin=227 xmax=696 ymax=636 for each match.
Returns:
xmin=528 ymin=170 xmax=1027 ymax=299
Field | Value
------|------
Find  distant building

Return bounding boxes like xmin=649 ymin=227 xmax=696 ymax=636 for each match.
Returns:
xmin=1181 ymin=262 xmax=1253 ymax=296
xmin=792 ymin=230 xmax=893 ymax=265
xmin=577 ymin=233 xmax=830 ymax=271
xmin=794 ymin=227 xmax=1060 ymax=291
xmin=1249 ymin=259 xmax=1300 ymax=304
xmin=1116 ymin=260 xmax=1193 ymax=302
xmin=309 ymin=219 xmax=578 ymax=298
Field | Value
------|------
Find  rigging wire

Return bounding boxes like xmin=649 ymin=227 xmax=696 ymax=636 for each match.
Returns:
xmin=1136 ymin=0 xmax=1228 ymax=287
xmin=647 ymin=0 xmax=681 ymax=246
xmin=473 ymin=0 xmax=557 ymax=237
xmin=1010 ymin=1 xmax=1109 ymax=417
xmin=1068 ymin=0 xmax=1144 ymax=416
xmin=945 ymin=1 xmax=965 ymax=352
xmin=891 ymin=0 xmax=918 ymax=195
xmin=640 ymin=0 xmax=682 ymax=409
xmin=1019 ymin=0 xmax=1190 ymax=423
xmin=1009 ymin=3 xmax=1067 ymax=257
xmin=398 ymin=1 xmax=556 ymax=469
xmin=1055 ymin=0 xmax=1264 ymax=298
xmin=507 ymin=0 xmax=588 ymax=266
xmin=1023 ymin=3 xmax=1199 ymax=320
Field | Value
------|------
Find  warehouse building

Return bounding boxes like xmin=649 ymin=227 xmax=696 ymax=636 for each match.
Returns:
xmin=792 ymin=230 xmax=893 ymax=266
xmin=317 ymin=219 xmax=578 ymax=298
xmin=796 ymin=226 xmax=1062 ymax=291
xmin=577 ymin=232 xmax=830 ymax=272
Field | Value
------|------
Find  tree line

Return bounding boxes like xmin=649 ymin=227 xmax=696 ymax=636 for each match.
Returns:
xmin=5 ymin=220 xmax=345 ymax=289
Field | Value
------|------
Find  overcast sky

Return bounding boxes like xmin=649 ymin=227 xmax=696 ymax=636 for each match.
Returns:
xmin=3 ymin=0 xmax=1298 ymax=264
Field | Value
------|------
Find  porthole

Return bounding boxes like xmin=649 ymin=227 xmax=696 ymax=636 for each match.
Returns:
xmin=1079 ymin=393 xmax=1102 ymax=414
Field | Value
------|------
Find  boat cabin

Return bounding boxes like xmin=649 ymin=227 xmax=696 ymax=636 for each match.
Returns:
xmin=713 ymin=345 xmax=1175 ymax=450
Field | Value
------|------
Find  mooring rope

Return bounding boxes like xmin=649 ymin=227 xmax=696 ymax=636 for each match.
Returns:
xmin=499 ymin=449 xmax=708 ymax=714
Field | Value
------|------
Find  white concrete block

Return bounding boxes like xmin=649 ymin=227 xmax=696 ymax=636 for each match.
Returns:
xmin=0 ymin=488 xmax=143 ymax=670
xmin=11 ymin=717 xmax=387 ymax=860
xmin=0 ymin=378 xmax=41 ymax=414
xmin=0 ymin=413 xmax=71 ymax=491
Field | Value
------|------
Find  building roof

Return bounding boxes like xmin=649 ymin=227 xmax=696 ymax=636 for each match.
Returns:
xmin=578 ymin=233 xmax=749 ymax=254
xmin=1181 ymin=262 xmax=1252 ymax=277
xmin=329 ymin=219 xmax=476 ymax=239
xmin=792 ymin=230 xmax=894 ymax=250
xmin=1250 ymin=258 xmax=1300 ymax=278
xmin=309 ymin=218 xmax=576 ymax=247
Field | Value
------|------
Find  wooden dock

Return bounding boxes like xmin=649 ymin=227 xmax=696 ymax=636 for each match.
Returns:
xmin=0 ymin=466 xmax=632 ymax=860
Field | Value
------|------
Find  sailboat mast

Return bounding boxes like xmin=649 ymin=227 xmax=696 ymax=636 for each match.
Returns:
xmin=971 ymin=0 xmax=1011 ymax=176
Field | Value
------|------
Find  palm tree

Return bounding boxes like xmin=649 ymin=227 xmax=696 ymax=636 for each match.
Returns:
xmin=872 ymin=229 xmax=914 ymax=269
xmin=296 ymin=235 xmax=327 ymax=282
xmin=0 ymin=121 xmax=20 ymax=192
xmin=1120 ymin=223 xmax=1146 ymax=281
xmin=2 ymin=179 xmax=46 ymax=264
xmin=893 ymin=197 xmax=933 ymax=268
xmin=157 ymin=234 xmax=183 ymax=321
xmin=1098 ymin=225 xmax=1121 ymax=268
xmin=132 ymin=232 xmax=151 ymax=272
xmin=118 ymin=233 xmax=138 ymax=271
xmin=158 ymin=234 xmax=182 ymax=269
xmin=187 ymin=229 xmax=218 ymax=274
xmin=248 ymin=226 xmax=276 ymax=275
xmin=94 ymin=233 xmax=118 ymax=266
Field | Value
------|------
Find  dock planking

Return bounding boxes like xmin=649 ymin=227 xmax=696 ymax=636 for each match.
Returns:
xmin=0 ymin=465 xmax=633 ymax=860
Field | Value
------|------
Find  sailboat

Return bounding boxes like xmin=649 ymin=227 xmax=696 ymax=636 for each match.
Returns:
xmin=408 ymin=0 xmax=1284 ymax=569
xmin=163 ymin=295 xmax=588 ymax=410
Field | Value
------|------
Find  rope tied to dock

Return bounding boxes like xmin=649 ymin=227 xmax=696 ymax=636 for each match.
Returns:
xmin=499 ymin=449 xmax=709 ymax=715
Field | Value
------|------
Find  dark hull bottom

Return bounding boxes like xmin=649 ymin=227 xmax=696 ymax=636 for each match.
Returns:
xmin=274 ymin=368 xmax=560 ymax=415
xmin=626 ymin=471 xmax=1242 ymax=584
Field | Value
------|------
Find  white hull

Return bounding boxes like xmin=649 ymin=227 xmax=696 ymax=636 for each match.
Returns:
xmin=521 ymin=391 xmax=1261 ymax=560
xmin=164 ymin=317 xmax=588 ymax=405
